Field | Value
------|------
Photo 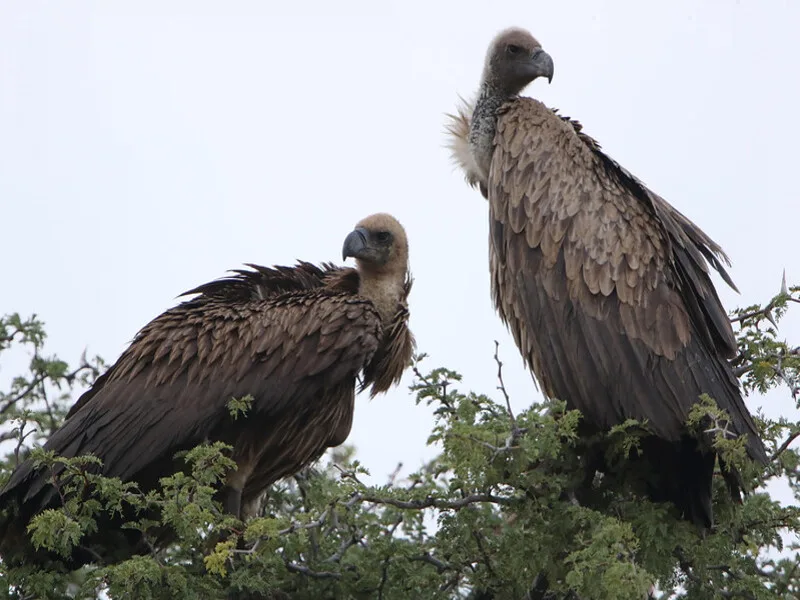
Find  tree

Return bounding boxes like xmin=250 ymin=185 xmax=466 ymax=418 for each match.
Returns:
xmin=0 ymin=279 xmax=798 ymax=600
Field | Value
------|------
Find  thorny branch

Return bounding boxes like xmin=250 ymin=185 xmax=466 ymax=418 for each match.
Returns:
xmin=728 ymin=276 xmax=800 ymax=405
xmin=730 ymin=298 xmax=800 ymax=326
xmin=728 ymin=273 xmax=800 ymax=326
xmin=733 ymin=346 xmax=800 ymax=402
xmin=412 ymin=357 xmax=457 ymax=413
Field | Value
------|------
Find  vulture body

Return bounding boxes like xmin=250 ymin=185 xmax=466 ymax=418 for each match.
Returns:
xmin=447 ymin=28 xmax=766 ymax=527
xmin=0 ymin=212 xmax=414 ymax=567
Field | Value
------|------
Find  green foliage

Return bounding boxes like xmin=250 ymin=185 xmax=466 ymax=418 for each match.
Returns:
xmin=0 ymin=281 xmax=799 ymax=599
xmin=0 ymin=313 xmax=106 ymax=464
xmin=227 ymin=395 xmax=254 ymax=420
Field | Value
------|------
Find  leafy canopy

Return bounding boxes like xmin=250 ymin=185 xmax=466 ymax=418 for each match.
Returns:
xmin=0 ymin=280 xmax=798 ymax=599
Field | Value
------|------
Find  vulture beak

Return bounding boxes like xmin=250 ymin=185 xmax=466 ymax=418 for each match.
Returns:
xmin=342 ymin=227 xmax=370 ymax=261
xmin=529 ymin=48 xmax=554 ymax=83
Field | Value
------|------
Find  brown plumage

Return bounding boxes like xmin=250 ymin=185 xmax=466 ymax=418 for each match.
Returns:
xmin=0 ymin=212 xmax=415 ymax=566
xmin=447 ymin=27 xmax=766 ymax=528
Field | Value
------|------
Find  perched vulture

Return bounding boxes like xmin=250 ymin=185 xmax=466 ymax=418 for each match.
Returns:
xmin=447 ymin=27 xmax=767 ymax=527
xmin=0 ymin=212 xmax=414 ymax=567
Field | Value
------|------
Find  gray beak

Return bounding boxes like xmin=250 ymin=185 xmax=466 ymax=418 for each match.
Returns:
xmin=342 ymin=227 xmax=369 ymax=261
xmin=530 ymin=48 xmax=554 ymax=83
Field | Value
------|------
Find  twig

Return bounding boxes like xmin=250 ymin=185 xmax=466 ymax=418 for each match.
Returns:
xmin=284 ymin=561 xmax=341 ymax=579
xmin=233 ymin=539 xmax=261 ymax=556
xmin=324 ymin=532 xmax=360 ymax=564
xmin=729 ymin=293 xmax=800 ymax=326
xmin=0 ymin=360 xmax=97 ymax=415
xmin=353 ymin=492 xmax=515 ymax=510
xmin=412 ymin=363 xmax=455 ymax=411
xmin=278 ymin=509 xmax=331 ymax=537
xmin=494 ymin=341 xmax=518 ymax=433
xmin=770 ymin=430 xmax=800 ymax=462
xmin=412 ymin=362 xmax=433 ymax=388
xmin=37 ymin=361 xmax=58 ymax=435
xmin=675 ymin=550 xmax=757 ymax=600
xmin=377 ymin=552 xmax=392 ymax=600
xmin=232 ymin=505 xmax=334 ymax=555
xmin=334 ymin=463 xmax=368 ymax=487
xmin=472 ymin=528 xmax=497 ymax=581
xmin=12 ymin=416 xmax=30 ymax=467
xmin=0 ymin=329 xmax=21 ymax=345
xmin=386 ymin=462 xmax=403 ymax=487
xmin=0 ymin=430 xmax=19 ymax=444
xmin=410 ymin=552 xmax=454 ymax=574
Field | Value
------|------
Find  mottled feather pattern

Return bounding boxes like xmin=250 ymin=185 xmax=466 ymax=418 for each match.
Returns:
xmin=2 ymin=262 xmax=413 ymax=520
xmin=449 ymin=28 xmax=766 ymax=528
xmin=484 ymin=97 xmax=765 ymax=463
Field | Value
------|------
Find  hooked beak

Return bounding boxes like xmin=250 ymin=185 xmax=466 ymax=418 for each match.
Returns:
xmin=342 ymin=227 xmax=369 ymax=261
xmin=530 ymin=48 xmax=554 ymax=83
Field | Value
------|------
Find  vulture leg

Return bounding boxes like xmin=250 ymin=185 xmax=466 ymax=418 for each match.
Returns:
xmin=220 ymin=485 xmax=243 ymax=520
xmin=637 ymin=437 xmax=715 ymax=529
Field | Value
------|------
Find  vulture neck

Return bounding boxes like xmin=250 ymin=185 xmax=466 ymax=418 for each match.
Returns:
xmin=469 ymin=80 xmax=511 ymax=183
xmin=356 ymin=266 xmax=406 ymax=326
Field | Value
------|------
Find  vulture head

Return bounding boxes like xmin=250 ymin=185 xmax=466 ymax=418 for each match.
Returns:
xmin=446 ymin=27 xmax=554 ymax=193
xmin=342 ymin=213 xmax=408 ymax=276
xmin=342 ymin=213 xmax=410 ymax=323
xmin=483 ymin=27 xmax=554 ymax=96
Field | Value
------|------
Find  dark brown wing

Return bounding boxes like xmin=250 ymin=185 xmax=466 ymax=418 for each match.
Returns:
xmin=238 ymin=271 xmax=415 ymax=508
xmin=2 ymin=265 xmax=382 ymax=511
xmin=488 ymin=98 xmax=765 ymax=462
xmin=555 ymin=111 xmax=740 ymax=357
xmin=63 ymin=262 xmax=349 ymax=421
xmin=178 ymin=261 xmax=343 ymax=303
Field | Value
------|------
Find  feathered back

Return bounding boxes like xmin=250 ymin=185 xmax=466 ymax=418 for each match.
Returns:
xmin=0 ymin=258 xmax=415 ymax=567
xmin=448 ymin=86 xmax=766 ymax=527
xmin=180 ymin=261 xmax=345 ymax=302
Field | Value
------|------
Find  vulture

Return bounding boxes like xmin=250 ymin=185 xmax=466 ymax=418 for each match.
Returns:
xmin=0 ymin=212 xmax=415 ymax=567
xmin=446 ymin=27 xmax=767 ymax=527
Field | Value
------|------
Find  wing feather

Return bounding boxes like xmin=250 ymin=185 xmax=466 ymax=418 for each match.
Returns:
xmin=5 ymin=282 xmax=383 ymax=511
xmin=488 ymin=98 xmax=765 ymax=462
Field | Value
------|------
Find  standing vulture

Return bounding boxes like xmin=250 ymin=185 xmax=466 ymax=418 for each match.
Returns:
xmin=0 ymin=212 xmax=414 ymax=567
xmin=446 ymin=27 xmax=766 ymax=527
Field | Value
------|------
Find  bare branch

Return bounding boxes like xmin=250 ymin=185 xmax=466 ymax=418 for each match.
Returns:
xmin=410 ymin=551 xmax=454 ymax=573
xmin=771 ymin=430 xmax=800 ymax=462
xmin=284 ymin=561 xmax=341 ymax=579
xmin=353 ymin=492 xmax=515 ymax=511
xmin=494 ymin=341 xmax=517 ymax=433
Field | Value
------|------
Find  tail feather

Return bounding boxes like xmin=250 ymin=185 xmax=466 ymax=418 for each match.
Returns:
xmin=639 ymin=436 xmax=715 ymax=529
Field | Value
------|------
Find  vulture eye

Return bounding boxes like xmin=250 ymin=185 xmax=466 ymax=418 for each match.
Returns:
xmin=375 ymin=231 xmax=392 ymax=244
xmin=506 ymin=44 xmax=522 ymax=55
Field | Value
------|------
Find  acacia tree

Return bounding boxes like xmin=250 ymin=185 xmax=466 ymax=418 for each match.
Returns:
xmin=0 ymin=279 xmax=798 ymax=600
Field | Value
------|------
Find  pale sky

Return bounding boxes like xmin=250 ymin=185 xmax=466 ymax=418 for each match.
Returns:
xmin=1 ymin=0 xmax=798 ymax=510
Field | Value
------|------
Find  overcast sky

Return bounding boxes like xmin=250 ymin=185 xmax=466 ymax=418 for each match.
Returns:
xmin=1 ymin=1 xmax=798 ymax=508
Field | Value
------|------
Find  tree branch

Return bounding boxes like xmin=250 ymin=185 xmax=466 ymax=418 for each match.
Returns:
xmin=353 ymin=493 xmax=516 ymax=511
xmin=494 ymin=341 xmax=517 ymax=433
xmin=284 ymin=561 xmax=341 ymax=579
xmin=770 ymin=430 xmax=800 ymax=462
